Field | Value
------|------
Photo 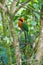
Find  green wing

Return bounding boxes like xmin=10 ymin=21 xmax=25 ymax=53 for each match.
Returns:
xmin=22 ymin=22 xmax=28 ymax=32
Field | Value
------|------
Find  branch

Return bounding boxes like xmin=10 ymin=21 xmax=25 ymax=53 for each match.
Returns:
xmin=3 ymin=0 xmax=8 ymax=6
xmin=13 ymin=0 xmax=30 ymax=15
xmin=27 ymin=5 xmax=40 ymax=14
xmin=6 ymin=0 xmax=30 ymax=19
xmin=0 ymin=2 xmax=9 ymax=15
xmin=10 ymin=0 xmax=18 ymax=14
xmin=8 ymin=0 xmax=40 ymax=18
xmin=0 ymin=3 xmax=7 ymax=12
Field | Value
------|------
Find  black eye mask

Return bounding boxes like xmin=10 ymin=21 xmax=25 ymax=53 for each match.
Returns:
xmin=19 ymin=19 xmax=23 ymax=22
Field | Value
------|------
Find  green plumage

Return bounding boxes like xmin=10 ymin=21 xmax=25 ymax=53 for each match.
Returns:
xmin=22 ymin=22 xmax=28 ymax=32
xmin=22 ymin=22 xmax=28 ymax=43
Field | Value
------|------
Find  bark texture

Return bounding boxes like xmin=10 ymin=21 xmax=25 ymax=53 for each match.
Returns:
xmin=36 ymin=19 xmax=43 ymax=61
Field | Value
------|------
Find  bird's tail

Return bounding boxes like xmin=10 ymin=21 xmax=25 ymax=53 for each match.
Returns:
xmin=24 ymin=31 xmax=28 ymax=43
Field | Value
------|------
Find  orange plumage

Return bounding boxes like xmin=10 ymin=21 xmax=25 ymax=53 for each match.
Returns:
xmin=18 ymin=18 xmax=25 ymax=29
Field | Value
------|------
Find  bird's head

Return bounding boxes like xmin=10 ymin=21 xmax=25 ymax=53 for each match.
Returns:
xmin=18 ymin=18 xmax=24 ymax=22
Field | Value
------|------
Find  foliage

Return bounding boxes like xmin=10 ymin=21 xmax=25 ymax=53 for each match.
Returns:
xmin=0 ymin=0 xmax=42 ymax=65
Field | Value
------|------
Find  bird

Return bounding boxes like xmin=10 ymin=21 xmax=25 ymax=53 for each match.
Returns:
xmin=18 ymin=17 xmax=28 ymax=43
xmin=18 ymin=18 xmax=33 ymax=48
xmin=18 ymin=17 xmax=28 ymax=32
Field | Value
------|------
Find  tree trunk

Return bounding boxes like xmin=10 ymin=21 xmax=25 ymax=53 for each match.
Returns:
xmin=36 ymin=19 xmax=43 ymax=61
xmin=8 ymin=18 xmax=22 ymax=65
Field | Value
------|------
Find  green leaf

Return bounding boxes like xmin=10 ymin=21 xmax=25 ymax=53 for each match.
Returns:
xmin=31 ymin=20 xmax=36 ymax=26
xmin=34 ymin=13 xmax=40 ymax=19
xmin=22 ymin=0 xmax=26 ymax=2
